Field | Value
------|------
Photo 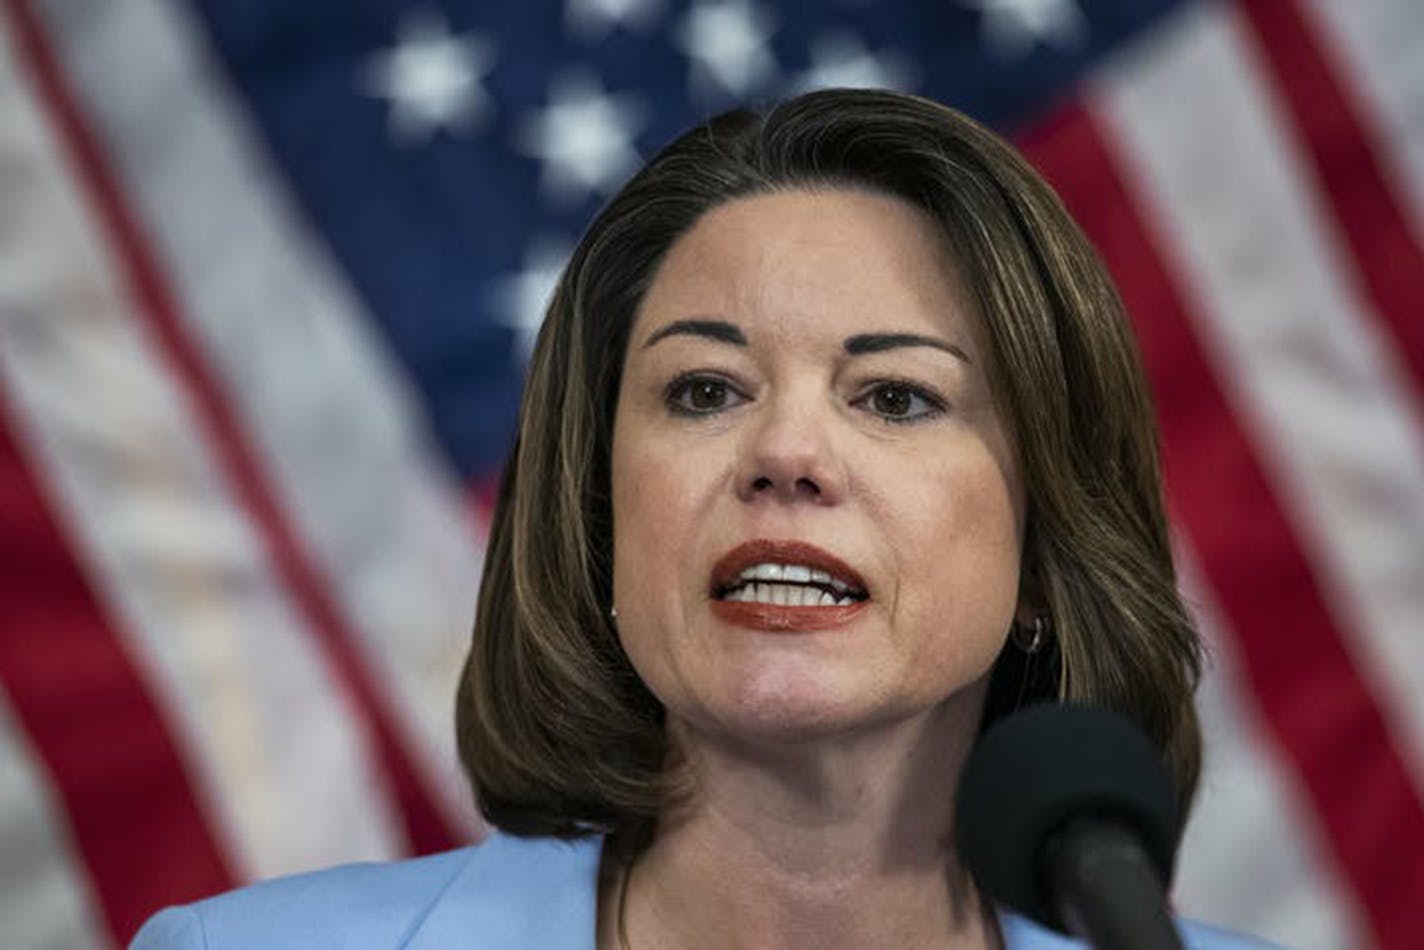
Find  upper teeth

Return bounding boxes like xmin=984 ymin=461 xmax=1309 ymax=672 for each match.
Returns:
xmin=736 ymin=562 xmax=853 ymax=594
xmin=723 ymin=584 xmax=855 ymax=607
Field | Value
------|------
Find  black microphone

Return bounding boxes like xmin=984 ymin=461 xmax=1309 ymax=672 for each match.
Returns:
xmin=955 ymin=703 xmax=1185 ymax=950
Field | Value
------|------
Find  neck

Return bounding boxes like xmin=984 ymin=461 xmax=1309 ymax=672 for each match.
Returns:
xmin=603 ymin=701 xmax=1001 ymax=950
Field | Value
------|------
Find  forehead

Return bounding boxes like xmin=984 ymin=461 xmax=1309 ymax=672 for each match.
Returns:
xmin=635 ymin=188 xmax=975 ymax=340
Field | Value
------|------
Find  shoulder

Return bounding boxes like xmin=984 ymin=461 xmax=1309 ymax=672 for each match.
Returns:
xmin=999 ymin=911 xmax=1286 ymax=949
xmin=129 ymin=832 xmax=604 ymax=949
xmin=130 ymin=847 xmax=479 ymax=949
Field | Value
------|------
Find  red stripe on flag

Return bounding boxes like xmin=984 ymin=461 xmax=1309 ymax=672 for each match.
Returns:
xmin=1236 ymin=0 xmax=1424 ymax=397
xmin=2 ymin=0 xmax=459 ymax=855
xmin=0 ymin=407 xmax=237 ymax=944
xmin=1018 ymin=103 xmax=1424 ymax=949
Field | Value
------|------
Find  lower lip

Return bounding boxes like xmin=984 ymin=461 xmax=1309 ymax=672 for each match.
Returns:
xmin=710 ymin=598 xmax=870 ymax=632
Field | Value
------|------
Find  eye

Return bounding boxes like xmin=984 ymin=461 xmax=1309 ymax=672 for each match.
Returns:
xmin=854 ymin=380 xmax=946 ymax=424
xmin=665 ymin=373 xmax=748 ymax=416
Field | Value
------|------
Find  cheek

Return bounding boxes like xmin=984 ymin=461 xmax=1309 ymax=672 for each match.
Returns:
xmin=610 ymin=430 xmax=730 ymax=711
xmin=891 ymin=453 xmax=1025 ymax=656
xmin=611 ymin=430 xmax=708 ymax=630
xmin=612 ymin=439 xmax=661 ymax=603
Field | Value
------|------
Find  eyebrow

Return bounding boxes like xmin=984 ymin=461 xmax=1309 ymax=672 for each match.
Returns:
xmin=640 ymin=320 xmax=971 ymax=364
xmin=641 ymin=319 xmax=747 ymax=349
xmin=843 ymin=332 xmax=972 ymax=364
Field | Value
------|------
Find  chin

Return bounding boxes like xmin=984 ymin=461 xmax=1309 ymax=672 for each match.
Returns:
xmin=679 ymin=663 xmax=994 ymax=752
xmin=693 ymin=665 xmax=919 ymax=745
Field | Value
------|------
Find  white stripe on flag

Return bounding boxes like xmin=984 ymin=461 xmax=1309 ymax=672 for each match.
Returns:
xmin=0 ymin=692 xmax=108 ymax=950
xmin=33 ymin=0 xmax=486 ymax=833
xmin=1172 ymin=551 xmax=1364 ymax=949
xmin=1303 ymin=0 xmax=1424 ymax=242
xmin=0 ymin=16 xmax=403 ymax=879
xmin=1092 ymin=1 xmax=1424 ymax=794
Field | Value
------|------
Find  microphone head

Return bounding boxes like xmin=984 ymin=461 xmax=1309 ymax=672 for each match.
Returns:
xmin=954 ymin=703 xmax=1181 ymax=932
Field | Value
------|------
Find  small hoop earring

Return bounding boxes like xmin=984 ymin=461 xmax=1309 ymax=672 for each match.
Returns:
xmin=1012 ymin=615 xmax=1050 ymax=654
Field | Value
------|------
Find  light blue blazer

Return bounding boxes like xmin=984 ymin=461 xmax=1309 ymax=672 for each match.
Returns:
xmin=131 ymin=831 xmax=1278 ymax=948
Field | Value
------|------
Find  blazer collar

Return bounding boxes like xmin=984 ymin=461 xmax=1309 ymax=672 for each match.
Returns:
xmin=399 ymin=831 xmax=1070 ymax=949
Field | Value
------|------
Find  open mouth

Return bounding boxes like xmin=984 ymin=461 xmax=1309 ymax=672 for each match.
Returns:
xmin=710 ymin=540 xmax=870 ymax=609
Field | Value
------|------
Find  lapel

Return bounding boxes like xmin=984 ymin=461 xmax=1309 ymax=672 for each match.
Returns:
xmin=404 ymin=832 xmax=604 ymax=949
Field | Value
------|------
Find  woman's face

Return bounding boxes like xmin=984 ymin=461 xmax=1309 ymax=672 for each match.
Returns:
xmin=610 ymin=189 xmax=1028 ymax=746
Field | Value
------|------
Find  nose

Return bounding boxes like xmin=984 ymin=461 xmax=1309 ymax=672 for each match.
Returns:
xmin=735 ymin=389 xmax=847 ymax=506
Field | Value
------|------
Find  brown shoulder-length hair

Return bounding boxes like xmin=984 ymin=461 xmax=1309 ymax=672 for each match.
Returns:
xmin=457 ymin=88 xmax=1202 ymax=841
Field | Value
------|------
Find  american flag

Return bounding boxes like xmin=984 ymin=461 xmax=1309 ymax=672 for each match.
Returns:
xmin=1 ymin=0 xmax=1420 ymax=946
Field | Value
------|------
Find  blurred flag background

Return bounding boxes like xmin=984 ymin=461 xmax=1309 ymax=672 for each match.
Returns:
xmin=1 ymin=0 xmax=1421 ymax=946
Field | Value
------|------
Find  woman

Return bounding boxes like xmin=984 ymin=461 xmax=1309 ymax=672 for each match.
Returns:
xmin=135 ymin=89 xmax=1264 ymax=948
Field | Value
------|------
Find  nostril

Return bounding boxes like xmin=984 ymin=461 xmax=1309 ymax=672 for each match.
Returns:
xmin=747 ymin=474 xmax=825 ymax=498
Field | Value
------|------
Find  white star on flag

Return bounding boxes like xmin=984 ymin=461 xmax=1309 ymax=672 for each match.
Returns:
xmin=676 ymin=0 xmax=778 ymax=101
xmin=494 ymin=236 xmax=574 ymax=364
xmin=515 ymin=72 xmax=648 ymax=206
xmin=564 ymin=0 xmax=662 ymax=39
xmin=965 ymin=0 xmax=1086 ymax=57
xmin=792 ymin=32 xmax=917 ymax=93
xmin=361 ymin=11 xmax=496 ymax=143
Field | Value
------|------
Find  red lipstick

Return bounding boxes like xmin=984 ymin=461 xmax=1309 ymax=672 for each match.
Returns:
xmin=708 ymin=539 xmax=870 ymax=633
